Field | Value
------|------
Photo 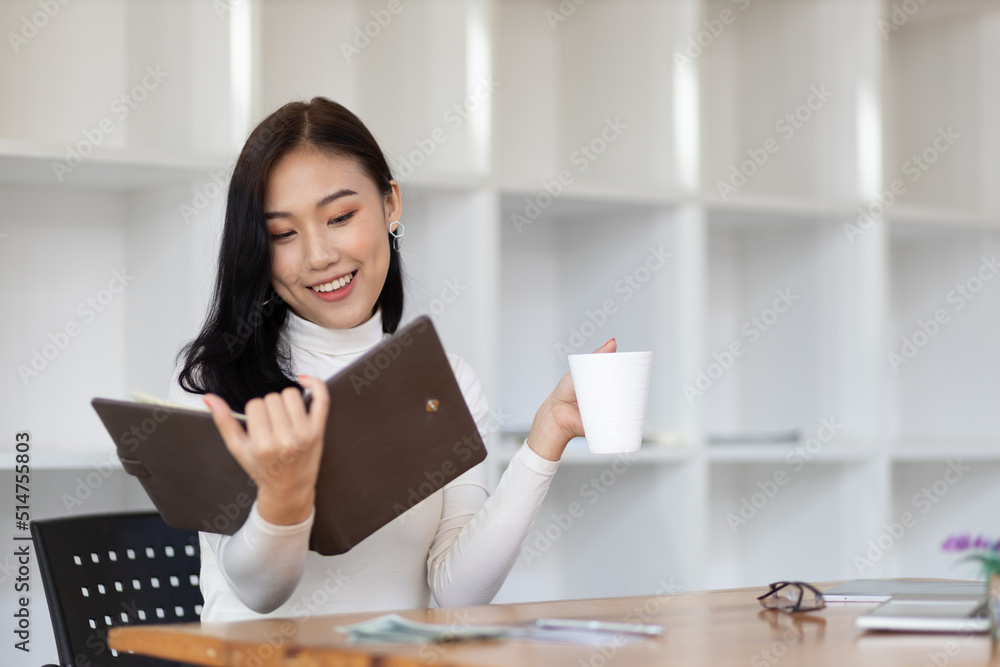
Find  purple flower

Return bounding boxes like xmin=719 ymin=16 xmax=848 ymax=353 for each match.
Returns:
xmin=943 ymin=534 xmax=972 ymax=551
xmin=942 ymin=534 xmax=1000 ymax=552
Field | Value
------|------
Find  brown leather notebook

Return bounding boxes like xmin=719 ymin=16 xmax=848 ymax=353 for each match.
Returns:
xmin=91 ymin=316 xmax=487 ymax=556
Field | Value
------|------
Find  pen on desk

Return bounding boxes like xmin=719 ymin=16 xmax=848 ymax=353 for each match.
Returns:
xmin=533 ymin=618 xmax=664 ymax=637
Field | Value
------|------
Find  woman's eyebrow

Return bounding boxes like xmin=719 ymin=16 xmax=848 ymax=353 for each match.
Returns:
xmin=316 ymin=188 xmax=358 ymax=208
xmin=264 ymin=188 xmax=358 ymax=220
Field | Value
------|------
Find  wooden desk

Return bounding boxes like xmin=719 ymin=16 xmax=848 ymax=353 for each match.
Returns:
xmin=109 ymin=585 xmax=999 ymax=666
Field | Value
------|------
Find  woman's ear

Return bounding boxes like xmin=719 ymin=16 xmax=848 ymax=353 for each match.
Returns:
xmin=384 ymin=180 xmax=402 ymax=229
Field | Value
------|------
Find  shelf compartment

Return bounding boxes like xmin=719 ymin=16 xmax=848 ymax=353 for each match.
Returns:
xmin=397 ymin=187 xmax=500 ymax=395
xmin=700 ymin=0 xmax=881 ymax=203
xmin=885 ymin=460 xmax=1000 ymax=580
xmin=888 ymin=225 xmax=1000 ymax=439
xmin=707 ymin=460 xmax=882 ymax=588
xmin=493 ymin=0 xmax=693 ymax=196
xmin=259 ymin=0 xmax=495 ymax=181
xmin=703 ymin=211 xmax=852 ymax=437
xmin=1 ymin=182 xmax=217 ymax=455
xmin=883 ymin=7 xmax=1000 ymax=212
xmin=499 ymin=196 xmax=683 ymax=436
xmin=495 ymin=461 xmax=700 ymax=602
xmin=0 ymin=0 xmax=234 ymax=162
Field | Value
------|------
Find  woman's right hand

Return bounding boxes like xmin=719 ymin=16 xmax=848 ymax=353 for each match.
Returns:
xmin=203 ymin=375 xmax=330 ymax=525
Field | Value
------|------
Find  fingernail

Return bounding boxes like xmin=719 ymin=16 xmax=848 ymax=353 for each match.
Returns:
xmin=604 ymin=338 xmax=615 ymax=347
xmin=202 ymin=397 xmax=212 ymax=409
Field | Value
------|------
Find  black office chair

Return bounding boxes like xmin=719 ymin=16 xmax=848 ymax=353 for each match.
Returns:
xmin=31 ymin=512 xmax=203 ymax=667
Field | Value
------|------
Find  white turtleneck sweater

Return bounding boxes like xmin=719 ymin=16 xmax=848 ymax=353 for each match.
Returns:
xmin=166 ymin=308 xmax=559 ymax=622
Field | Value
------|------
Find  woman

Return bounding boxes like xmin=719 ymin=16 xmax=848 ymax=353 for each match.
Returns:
xmin=168 ymin=97 xmax=616 ymax=622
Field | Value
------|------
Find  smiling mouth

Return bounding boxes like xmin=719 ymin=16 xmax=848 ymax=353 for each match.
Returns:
xmin=309 ymin=271 xmax=357 ymax=293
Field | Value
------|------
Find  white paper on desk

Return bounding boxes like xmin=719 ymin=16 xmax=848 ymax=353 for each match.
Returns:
xmin=334 ymin=613 xmax=654 ymax=646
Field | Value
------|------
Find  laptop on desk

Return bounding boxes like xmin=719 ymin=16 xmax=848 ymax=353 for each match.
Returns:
xmin=825 ymin=579 xmax=986 ymax=603
xmin=828 ymin=580 xmax=990 ymax=634
xmin=855 ymin=595 xmax=990 ymax=633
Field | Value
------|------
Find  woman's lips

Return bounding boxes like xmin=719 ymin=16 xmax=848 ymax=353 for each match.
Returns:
xmin=308 ymin=270 xmax=357 ymax=301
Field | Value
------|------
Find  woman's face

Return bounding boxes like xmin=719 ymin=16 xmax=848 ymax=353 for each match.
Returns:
xmin=264 ymin=146 xmax=401 ymax=330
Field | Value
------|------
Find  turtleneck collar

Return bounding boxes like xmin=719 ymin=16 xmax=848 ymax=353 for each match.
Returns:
xmin=283 ymin=307 xmax=386 ymax=357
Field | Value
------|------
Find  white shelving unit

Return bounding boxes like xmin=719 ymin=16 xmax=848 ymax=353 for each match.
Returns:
xmin=4 ymin=2 xmax=1000 ymax=661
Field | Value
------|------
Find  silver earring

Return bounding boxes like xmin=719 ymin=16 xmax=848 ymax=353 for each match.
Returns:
xmin=389 ymin=221 xmax=405 ymax=251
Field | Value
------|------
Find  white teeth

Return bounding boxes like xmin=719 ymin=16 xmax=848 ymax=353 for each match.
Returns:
xmin=310 ymin=271 xmax=355 ymax=293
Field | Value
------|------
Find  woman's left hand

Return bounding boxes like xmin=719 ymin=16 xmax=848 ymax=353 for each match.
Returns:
xmin=527 ymin=338 xmax=617 ymax=461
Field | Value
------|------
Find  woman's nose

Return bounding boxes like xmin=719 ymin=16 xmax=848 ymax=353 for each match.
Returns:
xmin=304 ymin=230 xmax=340 ymax=269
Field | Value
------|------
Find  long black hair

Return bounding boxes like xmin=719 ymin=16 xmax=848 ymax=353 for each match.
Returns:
xmin=177 ymin=98 xmax=404 ymax=412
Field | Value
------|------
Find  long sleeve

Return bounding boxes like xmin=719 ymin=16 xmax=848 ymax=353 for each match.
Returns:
xmin=425 ymin=358 xmax=560 ymax=607
xmin=165 ymin=323 xmax=561 ymax=620
xmin=201 ymin=504 xmax=314 ymax=613
xmin=166 ymin=366 xmax=314 ymax=614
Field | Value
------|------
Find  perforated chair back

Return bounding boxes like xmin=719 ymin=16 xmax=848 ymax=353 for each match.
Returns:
xmin=31 ymin=512 xmax=202 ymax=667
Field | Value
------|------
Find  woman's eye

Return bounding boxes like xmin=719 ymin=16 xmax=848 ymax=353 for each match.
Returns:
xmin=269 ymin=231 xmax=295 ymax=242
xmin=330 ymin=211 xmax=355 ymax=225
